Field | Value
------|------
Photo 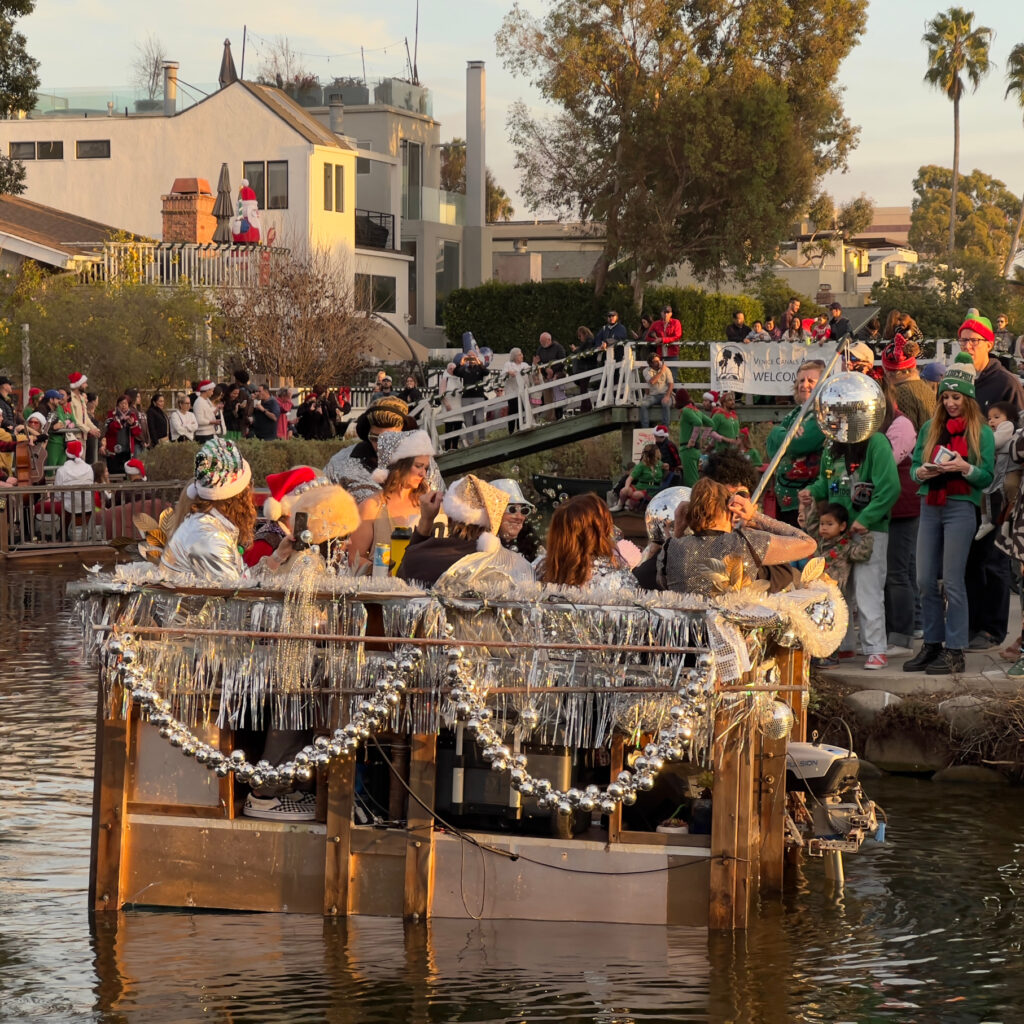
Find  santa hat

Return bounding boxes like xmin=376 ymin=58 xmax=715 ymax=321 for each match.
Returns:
xmin=28 ymin=387 xmax=42 ymax=400
xmin=372 ymin=429 xmax=434 ymax=484
xmin=653 ymin=424 xmax=670 ymax=438
xmin=68 ymin=372 xmax=87 ymax=390
xmin=881 ymin=333 xmax=916 ymax=372
xmin=958 ymin=315 xmax=994 ymax=343
xmin=124 ymin=459 xmax=147 ymax=478
xmin=65 ymin=439 xmax=83 ymax=459
xmin=187 ymin=438 xmax=251 ymax=500
xmin=442 ymin=475 xmax=509 ymax=553
xmin=938 ymin=352 xmax=977 ymax=400
xmin=702 ymin=391 xmax=717 ymax=403
xmin=197 ymin=380 xmax=215 ymax=393
xmin=26 ymin=411 xmax=46 ymax=429
xmin=263 ymin=466 xmax=330 ymax=522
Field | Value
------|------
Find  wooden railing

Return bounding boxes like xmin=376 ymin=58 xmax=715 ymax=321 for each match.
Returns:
xmin=78 ymin=242 xmax=291 ymax=289
xmin=0 ymin=479 xmax=187 ymax=555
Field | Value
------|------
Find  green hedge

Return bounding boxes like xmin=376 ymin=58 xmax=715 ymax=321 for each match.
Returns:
xmin=142 ymin=439 xmax=351 ymax=486
xmin=442 ymin=281 xmax=764 ymax=356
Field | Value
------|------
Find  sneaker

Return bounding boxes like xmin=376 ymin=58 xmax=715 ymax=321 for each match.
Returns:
xmin=885 ymin=644 xmax=914 ymax=657
xmin=243 ymin=791 xmax=316 ymax=821
xmin=864 ymin=654 xmax=888 ymax=670
xmin=911 ymin=629 xmax=924 ymax=640
xmin=967 ymin=632 xmax=997 ymax=651
xmin=926 ymin=649 xmax=966 ymax=675
xmin=812 ymin=656 xmax=840 ymax=669
xmin=975 ymin=522 xmax=995 ymax=541
xmin=608 ymin=502 xmax=624 ymax=513
xmin=1007 ymin=655 xmax=1024 ymax=678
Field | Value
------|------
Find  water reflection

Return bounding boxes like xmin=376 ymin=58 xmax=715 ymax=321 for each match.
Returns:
xmin=2 ymin=569 xmax=1024 ymax=1023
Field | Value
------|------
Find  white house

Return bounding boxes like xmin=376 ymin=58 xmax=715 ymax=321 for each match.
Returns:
xmin=0 ymin=74 xmax=411 ymax=336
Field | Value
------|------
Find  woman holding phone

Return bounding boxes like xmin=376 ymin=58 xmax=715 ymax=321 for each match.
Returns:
xmin=904 ymin=353 xmax=994 ymax=675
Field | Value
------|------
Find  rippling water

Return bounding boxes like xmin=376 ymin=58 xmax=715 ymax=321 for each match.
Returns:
xmin=2 ymin=568 xmax=1024 ymax=1023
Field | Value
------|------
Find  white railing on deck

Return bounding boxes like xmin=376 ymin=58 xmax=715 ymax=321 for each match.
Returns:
xmin=78 ymin=242 xmax=291 ymax=289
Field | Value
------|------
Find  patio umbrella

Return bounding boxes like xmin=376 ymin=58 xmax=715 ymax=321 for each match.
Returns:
xmin=219 ymin=39 xmax=238 ymax=90
xmin=212 ymin=162 xmax=234 ymax=242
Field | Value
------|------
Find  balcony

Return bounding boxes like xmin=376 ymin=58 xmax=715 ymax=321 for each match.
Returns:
xmin=355 ymin=209 xmax=397 ymax=250
xmin=404 ymin=187 xmax=464 ymax=226
xmin=77 ymin=242 xmax=291 ymax=288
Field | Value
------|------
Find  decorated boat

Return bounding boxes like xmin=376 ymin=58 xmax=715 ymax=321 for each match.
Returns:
xmin=78 ymin=552 xmax=878 ymax=930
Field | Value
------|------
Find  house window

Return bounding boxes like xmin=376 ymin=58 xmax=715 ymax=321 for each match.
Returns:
xmin=402 ymin=141 xmax=422 ymax=220
xmin=76 ymin=140 xmax=110 ymax=159
xmin=357 ymin=140 xmax=372 ymax=175
xmin=402 ymin=240 xmax=417 ymax=325
xmin=267 ymin=161 xmax=288 ymax=209
xmin=355 ymin=273 xmax=397 ymax=314
xmin=242 ymin=161 xmax=265 ymax=208
xmin=334 ymin=164 xmax=344 ymax=213
xmin=9 ymin=142 xmax=34 ymax=160
xmin=324 ymin=164 xmax=333 ymax=211
xmin=435 ymin=239 xmax=459 ymax=325
xmin=36 ymin=141 xmax=63 ymax=160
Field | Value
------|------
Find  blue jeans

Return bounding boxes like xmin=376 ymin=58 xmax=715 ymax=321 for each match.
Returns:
xmin=639 ymin=393 xmax=671 ymax=427
xmin=917 ymin=500 xmax=976 ymax=650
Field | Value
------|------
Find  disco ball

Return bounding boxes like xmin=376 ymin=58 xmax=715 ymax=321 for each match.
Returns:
xmin=645 ymin=486 xmax=691 ymax=543
xmin=814 ymin=372 xmax=885 ymax=444
xmin=759 ymin=700 xmax=795 ymax=741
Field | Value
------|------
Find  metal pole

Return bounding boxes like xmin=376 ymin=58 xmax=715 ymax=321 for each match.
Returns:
xmin=20 ymin=323 xmax=30 ymax=408
xmin=751 ymin=338 xmax=851 ymax=505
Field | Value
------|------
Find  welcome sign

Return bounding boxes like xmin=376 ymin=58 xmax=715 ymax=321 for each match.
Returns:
xmin=710 ymin=342 xmax=837 ymax=396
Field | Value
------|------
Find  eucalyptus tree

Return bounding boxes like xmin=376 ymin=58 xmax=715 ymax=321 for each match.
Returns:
xmin=922 ymin=7 xmax=993 ymax=255
xmin=1003 ymin=43 xmax=1024 ymax=278
xmin=499 ymin=0 xmax=868 ymax=302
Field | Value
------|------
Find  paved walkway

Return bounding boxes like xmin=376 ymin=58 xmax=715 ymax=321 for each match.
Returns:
xmin=821 ymin=595 xmax=1024 ymax=696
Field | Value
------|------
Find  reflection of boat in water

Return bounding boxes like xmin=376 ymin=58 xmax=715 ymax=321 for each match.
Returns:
xmin=79 ymin=560 xmax=878 ymax=929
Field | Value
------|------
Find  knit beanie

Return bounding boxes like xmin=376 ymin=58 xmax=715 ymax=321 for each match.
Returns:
xmin=958 ymin=315 xmax=994 ymax=343
xmin=938 ymin=352 xmax=977 ymax=400
xmin=881 ymin=333 xmax=919 ymax=372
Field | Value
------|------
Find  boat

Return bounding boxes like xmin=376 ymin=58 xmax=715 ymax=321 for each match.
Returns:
xmin=78 ymin=553 xmax=879 ymax=930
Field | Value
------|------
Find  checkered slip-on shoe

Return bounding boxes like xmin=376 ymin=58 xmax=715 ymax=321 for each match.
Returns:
xmin=242 ymin=791 xmax=317 ymax=821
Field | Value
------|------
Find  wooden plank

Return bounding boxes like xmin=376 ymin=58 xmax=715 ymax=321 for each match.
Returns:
xmin=324 ymin=755 xmax=356 ymax=916
xmin=403 ymin=733 xmax=437 ymax=920
xmin=787 ymin=648 xmax=808 ymax=742
xmin=126 ymin=801 xmax=230 ymax=819
xmin=731 ymin=720 xmax=755 ymax=930
xmin=758 ymin=728 xmax=788 ymax=895
xmin=708 ymin=707 xmax=740 ymax=930
xmin=616 ymin=830 xmax=711 ymax=849
xmin=218 ymin=725 xmax=236 ymax=819
xmin=89 ymin=685 xmax=132 ymax=913
xmin=607 ymin=733 xmax=624 ymax=844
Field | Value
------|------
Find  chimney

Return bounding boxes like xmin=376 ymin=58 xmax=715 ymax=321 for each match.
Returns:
xmin=161 ymin=178 xmax=216 ymax=243
xmin=464 ymin=60 xmax=487 ymax=288
xmin=163 ymin=62 xmax=179 ymax=117
xmin=329 ymin=100 xmax=344 ymax=134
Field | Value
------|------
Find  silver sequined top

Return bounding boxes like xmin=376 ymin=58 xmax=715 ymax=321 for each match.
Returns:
xmin=664 ymin=529 xmax=771 ymax=599
xmin=160 ymin=509 xmax=246 ymax=584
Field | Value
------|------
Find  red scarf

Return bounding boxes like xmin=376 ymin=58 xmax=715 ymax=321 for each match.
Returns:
xmin=925 ymin=416 xmax=971 ymax=506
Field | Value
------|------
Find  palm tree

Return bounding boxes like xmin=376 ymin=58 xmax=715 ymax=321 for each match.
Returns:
xmin=1004 ymin=43 xmax=1024 ymax=278
xmin=922 ymin=7 xmax=993 ymax=255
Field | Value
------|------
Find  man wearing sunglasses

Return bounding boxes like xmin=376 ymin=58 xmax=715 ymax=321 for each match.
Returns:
xmin=490 ymin=478 xmax=541 ymax=560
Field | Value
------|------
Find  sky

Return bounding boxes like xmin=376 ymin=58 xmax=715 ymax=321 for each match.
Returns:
xmin=21 ymin=0 xmax=1024 ymax=218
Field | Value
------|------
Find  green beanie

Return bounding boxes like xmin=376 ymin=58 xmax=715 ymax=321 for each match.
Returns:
xmin=938 ymin=351 xmax=976 ymax=399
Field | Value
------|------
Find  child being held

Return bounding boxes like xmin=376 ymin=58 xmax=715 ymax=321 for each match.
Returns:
xmin=798 ymin=499 xmax=873 ymax=666
xmin=617 ymin=442 xmax=664 ymax=512
xmin=977 ymin=401 xmax=1016 ymax=540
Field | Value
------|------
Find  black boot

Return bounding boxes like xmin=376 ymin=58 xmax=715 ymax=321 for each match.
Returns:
xmin=903 ymin=642 xmax=943 ymax=672
xmin=926 ymin=648 xmax=965 ymax=675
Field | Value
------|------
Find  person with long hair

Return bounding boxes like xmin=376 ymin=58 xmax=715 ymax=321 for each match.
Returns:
xmin=160 ymin=438 xmax=255 ymax=583
xmin=349 ymin=430 xmax=435 ymax=573
xmin=801 ymin=375 xmax=900 ymax=670
xmin=541 ymin=493 xmax=635 ymax=590
xmin=664 ymin=477 xmax=815 ymax=598
xmin=764 ymin=360 xmax=826 ymax=525
xmin=902 ymin=355 xmax=994 ymax=675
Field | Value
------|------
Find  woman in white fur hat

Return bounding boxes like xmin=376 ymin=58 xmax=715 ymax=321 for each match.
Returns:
xmin=348 ymin=429 xmax=437 ymax=572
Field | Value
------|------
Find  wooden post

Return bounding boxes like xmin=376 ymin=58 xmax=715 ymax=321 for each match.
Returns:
xmin=607 ymin=732 xmax=624 ymax=843
xmin=709 ymin=706 xmax=740 ymax=930
xmin=324 ymin=755 xmax=356 ymax=917
xmin=403 ymin=733 xmax=437 ymax=920
xmin=757 ymin=729 xmax=788 ymax=895
xmin=88 ymin=681 xmax=132 ymax=913
xmin=731 ymin=716 xmax=755 ymax=930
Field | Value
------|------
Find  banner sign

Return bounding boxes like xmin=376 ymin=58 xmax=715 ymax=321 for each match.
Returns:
xmin=710 ymin=342 xmax=837 ymax=396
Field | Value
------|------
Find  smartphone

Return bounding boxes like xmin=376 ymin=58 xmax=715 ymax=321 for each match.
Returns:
xmin=292 ymin=512 xmax=310 ymax=549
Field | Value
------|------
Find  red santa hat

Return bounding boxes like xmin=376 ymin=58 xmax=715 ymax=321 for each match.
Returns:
xmin=653 ymin=424 xmax=670 ymax=438
xmin=68 ymin=372 xmax=87 ymax=390
xmin=197 ymin=380 xmax=215 ymax=393
xmin=29 ymin=387 xmax=43 ymax=400
xmin=124 ymin=459 xmax=147 ymax=478
xmin=239 ymin=178 xmax=257 ymax=201
xmin=263 ymin=466 xmax=329 ymax=522
xmin=65 ymin=439 xmax=83 ymax=459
